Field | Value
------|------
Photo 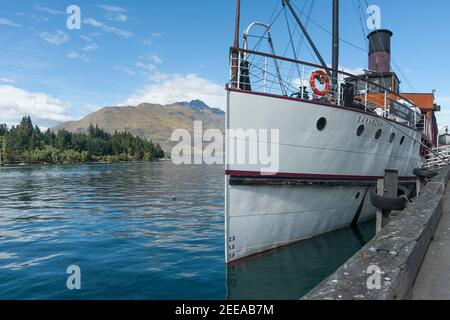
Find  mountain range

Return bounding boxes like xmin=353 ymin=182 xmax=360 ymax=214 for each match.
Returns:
xmin=52 ymin=100 xmax=225 ymax=153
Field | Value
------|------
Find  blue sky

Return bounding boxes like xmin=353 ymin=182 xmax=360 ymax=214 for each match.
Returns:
xmin=0 ymin=0 xmax=449 ymax=129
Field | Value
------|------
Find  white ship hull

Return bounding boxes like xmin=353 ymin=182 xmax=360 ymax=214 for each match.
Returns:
xmin=225 ymin=89 xmax=423 ymax=263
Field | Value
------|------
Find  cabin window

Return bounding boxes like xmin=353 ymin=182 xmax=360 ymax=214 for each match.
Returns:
xmin=400 ymin=136 xmax=405 ymax=145
xmin=389 ymin=133 xmax=396 ymax=143
xmin=357 ymin=125 xmax=365 ymax=136
xmin=317 ymin=118 xmax=327 ymax=131
xmin=375 ymin=129 xmax=382 ymax=140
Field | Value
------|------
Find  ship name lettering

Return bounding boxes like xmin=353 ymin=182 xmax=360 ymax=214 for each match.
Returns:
xmin=357 ymin=115 xmax=382 ymax=127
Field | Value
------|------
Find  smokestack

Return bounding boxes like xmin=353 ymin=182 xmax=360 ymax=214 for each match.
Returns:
xmin=368 ymin=29 xmax=393 ymax=73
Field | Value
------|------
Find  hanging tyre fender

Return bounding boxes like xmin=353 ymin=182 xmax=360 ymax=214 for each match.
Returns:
xmin=413 ymin=168 xmax=438 ymax=179
xmin=370 ymin=190 xmax=408 ymax=211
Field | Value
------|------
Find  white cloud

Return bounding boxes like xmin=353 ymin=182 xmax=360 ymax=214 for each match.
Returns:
xmin=80 ymin=35 xmax=92 ymax=42
xmin=436 ymin=110 xmax=450 ymax=130
xmin=109 ymin=14 xmax=128 ymax=22
xmin=149 ymin=54 xmax=162 ymax=64
xmin=98 ymin=5 xmax=125 ymax=12
xmin=436 ymin=97 xmax=450 ymax=127
xmin=142 ymin=33 xmax=164 ymax=46
xmin=98 ymin=5 xmax=128 ymax=22
xmin=123 ymin=74 xmax=225 ymax=109
xmin=0 ymin=18 xmax=22 ymax=28
xmin=38 ymin=30 xmax=69 ymax=46
xmin=34 ymin=6 xmax=65 ymax=15
xmin=148 ymin=72 xmax=169 ymax=82
xmin=0 ymin=77 xmax=16 ymax=84
xmin=81 ymin=104 xmax=102 ymax=114
xmin=16 ymin=12 xmax=49 ymax=23
xmin=83 ymin=18 xmax=132 ymax=38
xmin=0 ymin=85 xmax=72 ymax=127
xmin=67 ymin=51 xmax=90 ymax=62
xmin=437 ymin=96 xmax=450 ymax=105
xmin=115 ymin=66 xmax=136 ymax=76
xmin=83 ymin=43 xmax=98 ymax=52
xmin=135 ymin=62 xmax=156 ymax=72
xmin=434 ymin=96 xmax=450 ymax=130
xmin=339 ymin=66 xmax=365 ymax=76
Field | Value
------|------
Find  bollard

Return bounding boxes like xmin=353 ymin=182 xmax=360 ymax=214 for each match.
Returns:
xmin=416 ymin=177 xmax=421 ymax=196
xmin=376 ymin=178 xmax=384 ymax=234
xmin=376 ymin=169 xmax=399 ymax=234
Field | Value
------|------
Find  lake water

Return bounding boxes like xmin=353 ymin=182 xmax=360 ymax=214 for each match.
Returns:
xmin=0 ymin=162 xmax=374 ymax=300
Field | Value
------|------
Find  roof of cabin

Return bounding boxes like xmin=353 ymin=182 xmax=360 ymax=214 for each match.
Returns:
xmin=400 ymin=93 xmax=435 ymax=111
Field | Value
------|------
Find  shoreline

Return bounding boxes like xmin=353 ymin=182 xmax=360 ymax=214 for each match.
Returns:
xmin=0 ymin=158 xmax=171 ymax=168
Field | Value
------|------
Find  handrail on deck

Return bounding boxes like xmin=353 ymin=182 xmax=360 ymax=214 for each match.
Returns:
xmin=228 ymin=47 xmax=419 ymax=112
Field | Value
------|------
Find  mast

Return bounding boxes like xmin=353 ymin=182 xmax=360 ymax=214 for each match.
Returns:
xmin=283 ymin=0 xmax=331 ymax=77
xmin=231 ymin=0 xmax=241 ymax=88
xmin=332 ymin=0 xmax=339 ymax=93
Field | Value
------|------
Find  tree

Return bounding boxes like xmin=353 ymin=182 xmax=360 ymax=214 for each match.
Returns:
xmin=0 ymin=124 xmax=8 ymax=136
xmin=0 ymin=117 xmax=165 ymax=164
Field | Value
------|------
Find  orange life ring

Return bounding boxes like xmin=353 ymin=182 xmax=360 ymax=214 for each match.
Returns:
xmin=310 ymin=70 xmax=331 ymax=96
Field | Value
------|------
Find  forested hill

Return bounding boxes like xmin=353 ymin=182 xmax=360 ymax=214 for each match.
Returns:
xmin=52 ymin=100 xmax=225 ymax=153
xmin=0 ymin=117 xmax=165 ymax=165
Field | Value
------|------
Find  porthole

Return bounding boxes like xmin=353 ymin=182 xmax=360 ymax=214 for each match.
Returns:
xmin=316 ymin=117 xmax=327 ymax=131
xmin=400 ymin=136 xmax=405 ymax=145
xmin=355 ymin=192 xmax=361 ymax=200
xmin=389 ymin=133 xmax=396 ymax=143
xmin=375 ymin=129 xmax=382 ymax=140
xmin=357 ymin=125 xmax=365 ymax=137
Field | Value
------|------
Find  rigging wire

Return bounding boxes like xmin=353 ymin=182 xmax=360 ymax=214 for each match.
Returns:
xmin=291 ymin=0 xmax=317 ymax=63
xmin=281 ymin=0 xmax=318 ymax=90
xmin=283 ymin=0 xmax=317 ymax=86
xmin=265 ymin=0 xmax=316 ymax=93
xmin=292 ymin=0 xmax=367 ymax=52
xmin=283 ymin=0 xmax=305 ymax=80
xmin=248 ymin=2 xmax=284 ymax=62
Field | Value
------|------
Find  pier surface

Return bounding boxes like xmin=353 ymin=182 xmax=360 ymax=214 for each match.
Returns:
xmin=412 ymin=183 xmax=450 ymax=299
xmin=303 ymin=166 xmax=450 ymax=300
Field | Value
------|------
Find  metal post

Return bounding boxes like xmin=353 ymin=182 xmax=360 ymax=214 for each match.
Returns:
xmin=301 ymin=65 xmax=305 ymax=99
xmin=365 ymin=81 xmax=368 ymax=110
xmin=230 ymin=0 xmax=241 ymax=88
xmin=332 ymin=0 xmax=339 ymax=98
xmin=376 ymin=178 xmax=384 ymax=234
xmin=267 ymin=32 xmax=286 ymax=96
xmin=337 ymin=70 xmax=342 ymax=105
xmin=416 ymin=178 xmax=421 ymax=196
xmin=376 ymin=169 xmax=399 ymax=234
xmin=264 ymin=57 xmax=267 ymax=93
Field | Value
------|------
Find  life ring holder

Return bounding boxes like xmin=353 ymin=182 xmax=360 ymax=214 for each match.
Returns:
xmin=309 ymin=70 xmax=331 ymax=97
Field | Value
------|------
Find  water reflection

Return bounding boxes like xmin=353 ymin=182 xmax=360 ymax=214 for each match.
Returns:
xmin=0 ymin=162 xmax=374 ymax=300
xmin=0 ymin=162 xmax=225 ymax=300
xmin=226 ymin=221 xmax=374 ymax=300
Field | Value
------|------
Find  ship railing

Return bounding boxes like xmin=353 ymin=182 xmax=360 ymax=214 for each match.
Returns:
xmin=229 ymin=48 xmax=420 ymax=129
xmin=424 ymin=145 xmax=450 ymax=168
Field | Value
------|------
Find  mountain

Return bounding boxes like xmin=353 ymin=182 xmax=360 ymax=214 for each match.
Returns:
xmin=52 ymin=100 xmax=225 ymax=153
